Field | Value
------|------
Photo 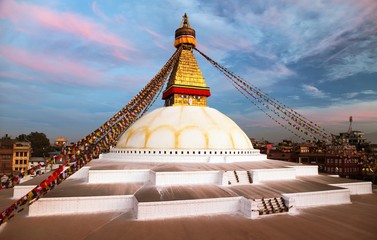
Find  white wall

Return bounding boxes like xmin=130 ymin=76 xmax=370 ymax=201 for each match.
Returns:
xmin=251 ymin=168 xmax=296 ymax=183
xmin=153 ymin=171 xmax=222 ymax=186
xmin=29 ymin=195 xmax=134 ymax=216
xmin=330 ymin=182 xmax=372 ymax=195
xmin=136 ymin=197 xmax=242 ymax=220
xmin=282 ymin=189 xmax=351 ymax=208
xmin=88 ymin=169 xmax=151 ymax=184
xmin=13 ymin=185 xmax=36 ymax=199
xmin=288 ymin=165 xmax=318 ymax=176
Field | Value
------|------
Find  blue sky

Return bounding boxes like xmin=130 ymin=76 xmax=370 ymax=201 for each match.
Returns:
xmin=1 ymin=0 xmax=377 ymax=143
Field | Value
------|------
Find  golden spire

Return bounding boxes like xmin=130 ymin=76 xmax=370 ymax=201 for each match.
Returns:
xmin=163 ymin=14 xmax=211 ymax=107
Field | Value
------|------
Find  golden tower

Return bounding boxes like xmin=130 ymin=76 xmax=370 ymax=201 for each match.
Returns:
xmin=162 ymin=13 xmax=211 ymax=107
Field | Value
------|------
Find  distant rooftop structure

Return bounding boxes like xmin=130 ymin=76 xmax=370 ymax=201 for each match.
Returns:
xmin=54 ymin=136 xmax=67 ymax=147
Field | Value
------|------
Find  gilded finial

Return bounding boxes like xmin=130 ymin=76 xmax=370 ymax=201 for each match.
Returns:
xmin=181 ymin=13 xmax=190 ymax=28
xmin=174 ymin=13 xmax=196 ymax=48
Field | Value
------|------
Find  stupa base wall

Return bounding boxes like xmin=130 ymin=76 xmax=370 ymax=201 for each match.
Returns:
xmin=283 ymin=189 xmax=351 ymax=208
xmin=28 ymin=195 xmax=134 ymax=216
xmin=154 ymin=171 xmax=223 ymax=186
xmin=89 ymin=169 xmax=152 ymax=184
xmin=288 ymin=165 xmax=318 ymax=176
xmin=136 ymin=197 xmax=244 ymax=220
xmin=251 ymin=168 xmax=297 ymax=183
xmin=103 ymin=149 xmax=267 ymax=163
xmin=85 ymin=168 xmax=313 ymax=186
xmin=13 ymin=185 xmax=36 ymax=199
xmin=330 ymin=182 xmax=372 ymax=195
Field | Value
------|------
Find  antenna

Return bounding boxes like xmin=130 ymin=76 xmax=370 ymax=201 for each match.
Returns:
xmin=347 ymin=116 xmax=353 ymax=134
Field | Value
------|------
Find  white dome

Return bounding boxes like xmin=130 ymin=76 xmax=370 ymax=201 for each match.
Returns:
xmin=116 ymin=106 xmax=253 ymax=150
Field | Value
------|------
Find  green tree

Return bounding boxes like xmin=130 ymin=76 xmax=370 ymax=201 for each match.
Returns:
xmin=17 ymin=132 xmax=52 ymax=157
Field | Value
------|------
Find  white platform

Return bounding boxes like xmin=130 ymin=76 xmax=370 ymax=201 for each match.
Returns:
xmin=84 ymin=166 xmax=318 ymax=187
xmin=19 ymin=155 xmax=373 ymax=220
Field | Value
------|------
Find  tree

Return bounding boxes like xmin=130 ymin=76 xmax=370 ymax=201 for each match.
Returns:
xmin=17 ymin=132 xmax=52 ymax=157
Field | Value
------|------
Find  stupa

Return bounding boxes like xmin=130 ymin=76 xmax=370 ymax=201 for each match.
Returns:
xmin=3 ymin=15 xmax=374 ymax=238
xmin=111 ymin=13 xmax=260 ymax=163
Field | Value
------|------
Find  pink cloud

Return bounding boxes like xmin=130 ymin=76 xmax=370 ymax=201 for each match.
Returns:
xmin=0 ymin=46 xmax=102 ymax=80
xmin=92 ymin=1 xmax=111 ymax=22
xmin=0 ymin=71 xmax=36 ymax=81
xmin=0 ymin=0 xmax=134 ymax=51
xmin=112 ymin=49 xmax=131 ymax=61
xmin=299 ymin=101 xmax=377 ymax=126
xmin=141 ymin=27 xmax=163 ymax=39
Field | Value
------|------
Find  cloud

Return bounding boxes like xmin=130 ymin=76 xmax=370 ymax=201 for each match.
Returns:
xmin=196 ymin=0 xmax=377 ymax=83
xmin=0 ymin=71 xmax=36 ymax=81
xmin=0 ymin=0 xmax=134 ymax=51
xmin=302 ymin=84 xmax=327 ymax=98
xmin=298 ymin=99 xmax=377 ymax=126
xmin=325 ymin=48 xmax=377 ymax=81
xmin=0 ymin=46 xmax=103 ymax=85
xmin=229 ymin=97 xmax=377 ymax=142
xmin=91 ymin=1 xmax=111 ymax=22
xmin=344 ymin=90 xmax=377 ymax=99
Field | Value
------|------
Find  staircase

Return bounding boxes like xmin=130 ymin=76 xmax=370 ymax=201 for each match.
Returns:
xmin=226 ymin=170 xmax=252 ymax=185
xmin=254 ymin=197 xmax=288 ymax=215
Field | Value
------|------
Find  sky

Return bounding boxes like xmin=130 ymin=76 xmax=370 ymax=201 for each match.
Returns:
xmin=1 ymin=0 xmax=377 ymax=144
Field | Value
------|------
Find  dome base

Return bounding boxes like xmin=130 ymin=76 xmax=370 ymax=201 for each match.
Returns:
xmin=105 ymin=148 xmax=267 ymax=163
xmin=116 ymin=106 xmax=254 ymax=151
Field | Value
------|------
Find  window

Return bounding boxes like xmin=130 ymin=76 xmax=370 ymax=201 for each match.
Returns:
xmin=24 ymin=160 xmax=27 ymax=164
xmin=16 ymin=152 xmax=20 ymax=157
xmin=15 ymin=160 xmax=19 ymax=164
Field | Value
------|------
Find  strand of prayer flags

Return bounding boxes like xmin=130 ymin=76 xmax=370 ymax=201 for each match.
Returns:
xmin=0 ymin=47 xmax=183 ymax=225
xmin=195 ymin=47 xmax=332 ymax=143
xmin=231 ymin=81 xmax=306 ymax=141
xmin=0 ymin=163 xmax=47 ymax=190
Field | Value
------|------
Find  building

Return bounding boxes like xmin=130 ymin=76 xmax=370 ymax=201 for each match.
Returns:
xmin=0 ymin=137 xmax=13 ymax=175
xmin=0 ymin=136 xmax=31 ymax=175
xmin=29 ymin=157 xmax=47 ymax=175
xmin=53 ymin=137 xmax=67 ymax=148
xmin=12 ymin=141 xmax=31 ymax=173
